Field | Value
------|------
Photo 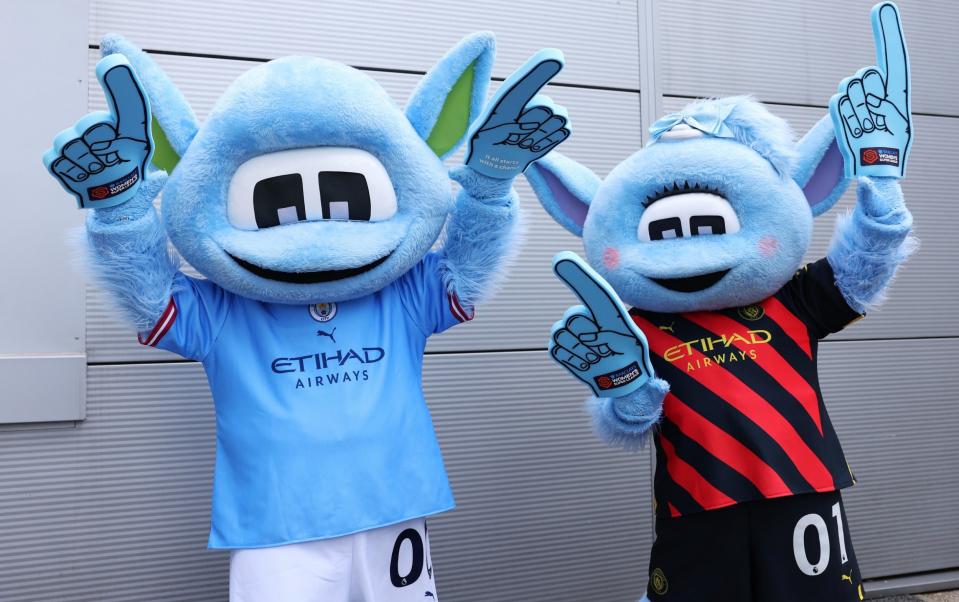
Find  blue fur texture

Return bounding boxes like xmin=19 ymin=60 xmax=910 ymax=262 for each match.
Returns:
xmin=587 ymin=377 xmax=668 ymax=451
xmin=669 ymin=96 xmax=798 ymax=176
xmin=95 ymin=34 xmax=514 ymax=308
xmin=525 ymin=151 xmax=600 ymax=236
xmin=100 ymin=34 xmax=198 ymax=156
xmin=827 ymin=177 xmax=916 ymax=313
xmin=84 ymin=172 xmax=178 ymax=329
xmin=443 ymin=166 xmax=521 ymax=307
xmin=525 ymin=96 xmax=862 ymax=313
xmin=792 ymin=115 xmax=851 ymax=216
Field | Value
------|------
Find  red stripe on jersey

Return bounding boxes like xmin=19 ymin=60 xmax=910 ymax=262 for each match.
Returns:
xmin=633 ymin=314 xmax=836 ymax=491
xmin=660 ymin=434 xmax=736 ymax=509
xmin=667 ymin=502 xmax=681 ymax=518
xmin=448 ymin=292 xmax=474 ymax=322
xmin=138 ymin=298 xmax=177 ymax=347
xmin=762 ymin=297 xmax=812 ymax=359
xmin=685 ymin=312 xmax=823 ymax=434
xmin=665 ymin=393 xmax=792 ymax=496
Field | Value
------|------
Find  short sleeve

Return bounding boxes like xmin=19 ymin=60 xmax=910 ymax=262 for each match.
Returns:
xmin=778 ymin=258 xmax=862 ymax=339
xmin=392 ymin=252 xmax=474 ymax=336
xmin=138 ymin=272 xmax=233 ymax=361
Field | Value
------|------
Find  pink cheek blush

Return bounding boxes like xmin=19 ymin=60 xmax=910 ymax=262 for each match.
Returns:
xmin=603 ymin=247 xmax=620 ymax=269
xmin=758 ymin=236 xmax=780 ymax=258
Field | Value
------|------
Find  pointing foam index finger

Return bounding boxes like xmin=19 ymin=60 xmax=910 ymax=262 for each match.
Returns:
xmin=872 ymin=2 xmax=909 ymax=110
xmin=552 ymin=251 xmax=629 ymax=329
xmin=485 ymin=49 xmax=563 ymax=126
xmin=97 ymin=54 xmax=151 ymax=141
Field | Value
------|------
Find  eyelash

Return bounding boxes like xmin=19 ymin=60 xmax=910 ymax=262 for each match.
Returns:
xmin=644 ymin=180 xmax=721 ymax=207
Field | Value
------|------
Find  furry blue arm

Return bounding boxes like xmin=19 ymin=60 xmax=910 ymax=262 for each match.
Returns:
xmin=826 ymin=176 xmax=916 ymax=313
xmin=440 ymin=166 xmax=521 ymax=307
xmin=84 ymin=172 xmax=179 ymax=330
xmin=586 ymin=377 xmax=669 ymax=451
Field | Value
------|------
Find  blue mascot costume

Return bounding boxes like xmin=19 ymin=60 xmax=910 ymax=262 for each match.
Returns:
xmin=43 ymin=33 xmax=569 ymax=601
xmin=527 ymin=4 xmax=914 ymax=601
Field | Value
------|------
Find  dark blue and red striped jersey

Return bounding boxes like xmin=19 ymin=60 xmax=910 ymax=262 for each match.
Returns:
xmin=630 ymin=259 xmax=862 ymax=518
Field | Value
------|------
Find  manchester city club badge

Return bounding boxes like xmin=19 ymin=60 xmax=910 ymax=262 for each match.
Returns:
xmin=309 ymin=302 xmax=338 ymax=322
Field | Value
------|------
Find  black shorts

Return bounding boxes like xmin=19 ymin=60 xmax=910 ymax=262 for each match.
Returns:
xmin=646 ymin=491 xmax=862 ymax=602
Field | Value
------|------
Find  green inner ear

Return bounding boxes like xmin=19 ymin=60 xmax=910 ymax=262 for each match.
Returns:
xmin=426 ymin=62 xmax=475 ymax=157
xmin=150 ymin=116 xmax=180 ymax=172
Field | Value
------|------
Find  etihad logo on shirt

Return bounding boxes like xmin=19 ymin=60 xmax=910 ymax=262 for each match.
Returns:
xmin=272 ymin=347 xmax=386 ymax=389
xmin=271 ymin=347 xmax=385 ymax=373
xmin=663 ymin=329 xmax=772 ymax=371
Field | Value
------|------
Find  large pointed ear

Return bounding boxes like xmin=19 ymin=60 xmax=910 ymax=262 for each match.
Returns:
xmin=100 ymin=34 xmax=199 ymax=173
xmin=524 ymin=152 xmax=600 ymax=237
xmin=405 ymin=32 xmax=495 ymax=159
xmin=791 ymin=115 xmax=852 ymax=216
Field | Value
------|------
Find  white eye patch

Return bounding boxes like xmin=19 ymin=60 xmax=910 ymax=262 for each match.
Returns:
xmin=228 ymin=147 xmax=397 ymax=230
xmin=638 ymin=192 xmax=741 ymax=242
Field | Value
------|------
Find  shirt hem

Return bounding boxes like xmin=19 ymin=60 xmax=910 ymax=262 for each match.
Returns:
xmin=206 ymin=503 xmax=456 ymax=550
xmin=661 ymin=478 xmax=856 ymax=519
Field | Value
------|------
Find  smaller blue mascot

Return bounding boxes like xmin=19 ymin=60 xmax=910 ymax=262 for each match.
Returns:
xmin=42 ymin=32 xmax=569 ymax=602
xmin=527 ymin=4 xmax=913 ymax=601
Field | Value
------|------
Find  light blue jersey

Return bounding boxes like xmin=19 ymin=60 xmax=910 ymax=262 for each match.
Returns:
xmin=139 ymin=253 xmax=472 ymax=549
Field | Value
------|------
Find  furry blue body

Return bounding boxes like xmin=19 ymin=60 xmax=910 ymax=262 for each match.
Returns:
xmin=84 ymin=33 xmax=518 ymax=328
xmin=526 ymin=96 xmax=915 ymax=449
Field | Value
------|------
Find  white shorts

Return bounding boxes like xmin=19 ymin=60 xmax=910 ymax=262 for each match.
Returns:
xmin=229 ymin=518 xmax=437 ymax=602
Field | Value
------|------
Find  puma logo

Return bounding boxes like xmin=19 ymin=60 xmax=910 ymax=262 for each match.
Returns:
xmin=316 ymin=327 xmax=336 ymax=343
xmin=660 ymin=322 xmax=675 ymax=333
xmin=842 ymin=571 xmax=853 ymax=584
xmin=424 ymin=593 xmax=435 ymax=599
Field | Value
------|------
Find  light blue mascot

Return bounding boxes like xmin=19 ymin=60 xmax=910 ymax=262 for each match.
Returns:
xmin=526 ymin=4 xmax=913 ymax=601
xmin=43 ymin=33 xmax=568 ymax=602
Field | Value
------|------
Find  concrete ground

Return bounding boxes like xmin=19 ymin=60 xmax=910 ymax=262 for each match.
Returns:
xmin=874 ymin=592 xmax=959 ymax=601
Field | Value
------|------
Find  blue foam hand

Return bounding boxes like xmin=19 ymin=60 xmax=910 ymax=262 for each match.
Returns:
xmin=464 ymin=48 xmax=570 ymax=179
xmin=43 ymin=54 xmax=154 ymax=209
xmin=829 ymin=2 xmax=912 ymax=178
xmin=550 ymin=252 xmax=655 ymax=398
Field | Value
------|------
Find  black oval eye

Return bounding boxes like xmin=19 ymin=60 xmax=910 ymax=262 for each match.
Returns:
xmin=254 ymin=173 xmax=305 ymax=229
xmin=649 ymin=217 xmax=683 ymax=240
xmin=690 ymin=215 xmax=726 ymax=236
xmin=319 ymin=171 xmax=371 ymax=221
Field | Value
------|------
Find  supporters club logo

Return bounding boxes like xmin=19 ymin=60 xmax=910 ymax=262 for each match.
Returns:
xmin=309 ymin=302 xmax=337 ymax=322
xmin=860 ymin=147 xmax=899 ymax=167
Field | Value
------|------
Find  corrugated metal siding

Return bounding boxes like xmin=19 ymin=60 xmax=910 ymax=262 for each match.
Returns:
xmin=89 ymin=0 xmax=640 ymax=90
xmin=0 ymin=364 xmax=228 ymax=602
xmin=821 ymin=339 xmax=959 ymax=578
xmin=0 ymin=356 xmax=653 ymax=602
xmin=658 ymin=0 xmax=959 ymax=115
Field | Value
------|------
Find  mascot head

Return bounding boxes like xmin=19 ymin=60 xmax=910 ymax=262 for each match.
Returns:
xmin=526 ymin=96 xmax=852 ymax=312
xmin=100 ymin=33 xmax=496 ymax=304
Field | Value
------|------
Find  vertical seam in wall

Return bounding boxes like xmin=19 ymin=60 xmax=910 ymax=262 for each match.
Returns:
xmin=637 ymin=0 xmax=661 ymax=145
xmin=636 ymin=0 xmax=661 ymax=542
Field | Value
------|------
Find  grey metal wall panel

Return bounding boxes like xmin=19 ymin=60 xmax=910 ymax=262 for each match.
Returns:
xmin=661 ymin=97 xmax=959 ymax=341
xmin=89 ymin=0 xmax=640 ymax=90
xmin=820 ymin=338 xmax=959 ymax=578
xmin=0 ymin=363 xmax=228 ymax=602
xmin=427 ymin=351 xmax=653 ymax=601
xmin=0 ymin=354 xmax=652 ymax=601
xmin=84 ymin=51 xmax=640 ymax=362
xmin=657 ymin=0 xmax=958 ymax=116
